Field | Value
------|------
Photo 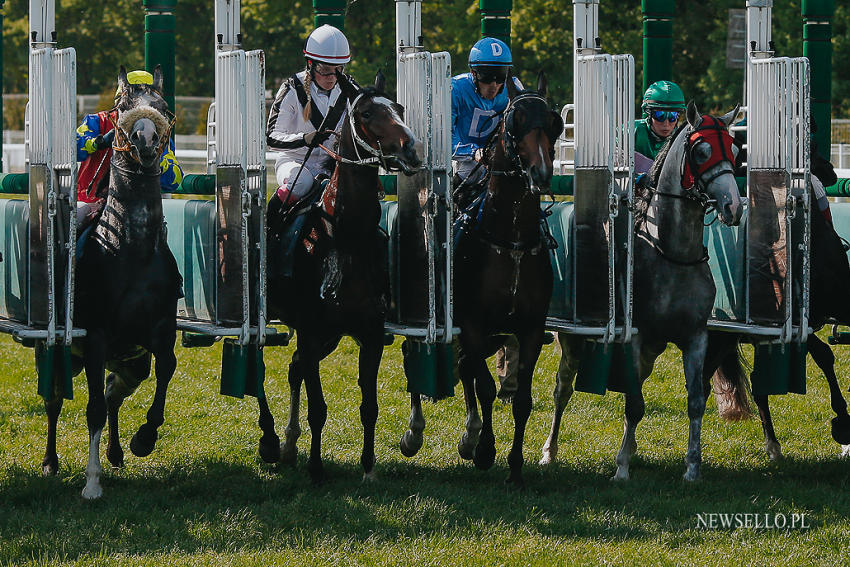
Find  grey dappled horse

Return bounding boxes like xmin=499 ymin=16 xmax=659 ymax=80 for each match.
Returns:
xmin=41 ymin=66 xmax=181 ymax=499
xmin=541 ymin=102 xmax=743 ymax=482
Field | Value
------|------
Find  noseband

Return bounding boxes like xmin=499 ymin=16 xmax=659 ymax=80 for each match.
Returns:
xmin=107 ymin=103 xmax=175 ymax=166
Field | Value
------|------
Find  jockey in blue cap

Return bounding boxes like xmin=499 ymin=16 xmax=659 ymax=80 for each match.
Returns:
xmin=451 ymin=37 xmax=524 ymax=190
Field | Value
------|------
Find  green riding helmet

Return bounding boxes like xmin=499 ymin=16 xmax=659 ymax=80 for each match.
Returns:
xmin=641 ymin=80 xmax=686 ymax=117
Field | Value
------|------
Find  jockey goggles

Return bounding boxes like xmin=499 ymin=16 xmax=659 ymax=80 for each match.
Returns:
xmin=312 ymin=62 xmax=345 ymax=77
xmin=652 ymin=110 xmax=680 ymax=123
xmin=474 ymin=67 xmax=508 ymax=85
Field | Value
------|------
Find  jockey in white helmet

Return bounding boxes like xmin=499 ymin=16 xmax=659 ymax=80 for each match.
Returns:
xmin=266 ymin=24 xmax=359 ymax=207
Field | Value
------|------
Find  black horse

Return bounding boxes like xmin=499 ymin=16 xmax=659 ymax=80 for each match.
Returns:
xmin=704 ymin=185 xmax=850 ymax=460
xmin=260 ymin=73 xmax=421 ymax=483
xmin=453 ymin=74 xmax=563 ymax=487
xmin=40 ymin=66 xmax=181 ymax=499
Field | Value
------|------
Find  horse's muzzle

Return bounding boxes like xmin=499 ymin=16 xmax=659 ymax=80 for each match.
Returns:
xmin=395 ymin=138 xmax=423 ymax=176
xmin=130 ymin=118 xmax=161 ymax=167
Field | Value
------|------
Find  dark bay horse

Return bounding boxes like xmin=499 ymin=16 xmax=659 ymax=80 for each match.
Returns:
xmin=540 ymin=102 xmax=743 ymax=481
xmin=703 ymin=188 xmax=850 ymax=460
xmin=261 ymin=73 xmax=421 ymax=483
xmin=453 ymin=74 xmax=563 ymax=487
xmin=41 ymin=66 xmax=181 ymax=499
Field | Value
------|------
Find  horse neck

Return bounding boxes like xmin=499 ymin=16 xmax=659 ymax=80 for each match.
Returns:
xmin=96 ymin=151 xmax=164 ymax=254
xmin=481 ymin=139 xmax=540 ymax=242
xmin=647 ymin=132 xmax=705 ymax=256
xmin=333 ymin=121 xmax=381 ymax=242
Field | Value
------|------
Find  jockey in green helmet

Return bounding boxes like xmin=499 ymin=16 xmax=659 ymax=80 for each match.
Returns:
xmin=635 ymin=80 xmax=686 ymax=164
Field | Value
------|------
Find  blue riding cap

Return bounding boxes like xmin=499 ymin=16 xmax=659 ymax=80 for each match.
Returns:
xmin=469 ymin=37 xmax=512 ymax=67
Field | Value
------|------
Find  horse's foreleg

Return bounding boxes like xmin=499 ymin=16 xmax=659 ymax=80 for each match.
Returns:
xmin=473 ymin=353 xmax=497 ymax=472
xmin=400 ymin=393 xmax=425 ymax=458
xmin=82 ymin=336 xmax=108 ymax=499
xmin=302 ymin=348 xmax=326 ymax=483
xmin=279 ymin=351 xmax=303 ymax=467
xmin=808 ymin=334 xmax=850 ymax=446
xmin=613 ymin=340 xmax=651 ymax=482
xmin=457 ymin=348 xmax=483 ymax=461
xmin=358 ymin=335 xmax=383 ymax=481
xmin=131 ymin=341 xmax=175 ymax=458
xmin=753 ymin=395 xmax=782 ymax=460
xmin=42 ymin=394 xmax=63 ymax=476
xmin=683 ymin=331 xmax=709 ymax=481
xmin=506 ymin=329 xmax=544 ymax=487
xmin=257 ymin=394 xmax=280 ymax=464
xmin=540 ymin=332 xmax=578 ymax=465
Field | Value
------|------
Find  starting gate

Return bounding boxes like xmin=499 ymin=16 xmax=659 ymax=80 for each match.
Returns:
xmin=547 ymin=0 xmax=635 ymax=394
xmin=705 ymin=0 xmax=811 ymax=395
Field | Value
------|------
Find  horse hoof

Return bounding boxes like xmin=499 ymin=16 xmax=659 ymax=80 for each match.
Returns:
xmin=841 ymin=445 xmax=850 ymax=459
xmin=362 ymin=470 xmax=378 ymax=483
xmin=831 ymin=416 xmax=850 ymax=445
xmin=307 ymin=459 xmax=324 ymax=485
xmin=279 ymin=441 xmax=298 ymax=467
xmin=766 ymin=440 xmax=783 ymax=461
xmin=129 ymin=426 xmax=157 ymax=458
xmin=473 ymin=444 xmax=496 ymax=471
xmin=81 ymin=482 xmax=103 ymax=500
xmin=611 ymin=469 xmax=629 ymax=482
xmin=504 ymin=474 xmax=525 ymax=490
xmin=497 ymin=390 xmax=515 ymax=404
xmin=539 ymin=443 xmax=557 ymax=465
xmin=41 ymin=456 xmax=59 ymax=477
xmin=400 ymin=431 xmax=423 ymax=458
xmin=106 ymin=444 xmax=125 ymax=469
xmin=259 ymin=433 xmax=281 ymax=464
xmin=683 ymin=467 xmax=701 ymax=482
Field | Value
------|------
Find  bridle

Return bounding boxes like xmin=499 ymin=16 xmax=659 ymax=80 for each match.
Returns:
xmin=493 ymin=92 xmax=559 ymax=191
xmin=107 ymin=95 xmax=175 ymax=167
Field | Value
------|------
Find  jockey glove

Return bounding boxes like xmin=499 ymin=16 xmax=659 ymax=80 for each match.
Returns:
xmin=95 ymin=129 xmax=115 ymax=151
xmin=303 ymin=130 xmax=331 ymax=148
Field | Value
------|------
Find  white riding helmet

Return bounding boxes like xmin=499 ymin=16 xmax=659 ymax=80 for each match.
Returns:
xmin=303 ymin=25 xmax=351 ymax=65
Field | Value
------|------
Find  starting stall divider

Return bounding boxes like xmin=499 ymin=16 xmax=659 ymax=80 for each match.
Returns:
xmin=392 ymin=0 xmax=457 ymax=399
xmin=546 ymin=0 xmax=636 ymax=395
xmin=0 ymin=1 xmax=82 ymax=399
xmin=705 ymin=1 xmax=811 ymax=396
xmin=163 ymin=0 xmax=282 ymax=399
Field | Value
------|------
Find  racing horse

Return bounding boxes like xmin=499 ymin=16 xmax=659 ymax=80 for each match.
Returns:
xmin=452 ymin=74 xmax=563 ymax=487
xmin=539 ymin=102 xmax=744 ymax=481
xmin=261 ymin=72 xmax=421 ymax=483
xmin=41 ymin=66 xmax=181 ymax=499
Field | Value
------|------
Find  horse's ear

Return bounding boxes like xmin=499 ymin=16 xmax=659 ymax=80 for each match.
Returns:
xmin=719 ymin=103 xmax=740 ymax=129
xmin=117 ymin=66 xmax=129 ymax=96
xmin=506 ymin=73 xmax=519 ymax=100
xmin=374 ymin=69 xmax=386 ymax=93
xmin=686 ymin=100 xmax=703 ymax=129
xmin=536 ymin=71 xmax=548 ymax=98
xmin=336 ymin=70 xmax=358 ymax=101
xmin=152 ymin=65 xmax=164 ymax=95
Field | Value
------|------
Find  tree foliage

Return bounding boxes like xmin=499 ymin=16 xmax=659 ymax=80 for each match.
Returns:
xmin=2 ymin=0 xmax=849 ymax=118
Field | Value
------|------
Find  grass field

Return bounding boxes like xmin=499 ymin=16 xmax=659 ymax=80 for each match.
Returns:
xmin=1 ymin=332 xmax=849 ymax=566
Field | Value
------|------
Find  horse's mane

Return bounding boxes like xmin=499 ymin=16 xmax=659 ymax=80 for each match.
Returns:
xmin=647 ymin=122 xmax=689 ymax=188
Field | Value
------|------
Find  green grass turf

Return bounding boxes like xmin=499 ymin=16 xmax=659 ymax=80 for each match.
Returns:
xmin=1 ymin=332 xmax=849 ymax=566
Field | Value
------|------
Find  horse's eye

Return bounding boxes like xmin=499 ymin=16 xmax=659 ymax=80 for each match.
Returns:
xmin=362 ymin=110 xmax=372 ymax=119
xmin=694 ymin=143 xmax=712 ymax=165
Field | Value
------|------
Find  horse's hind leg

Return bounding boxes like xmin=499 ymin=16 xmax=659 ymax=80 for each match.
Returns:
xmin=300 ymin=342 xmax=326 ymax=483
xmin=257 ymin=395 xmax=280 ymax=464
xmin=82 ymin=334 xmax=108 ymax=499
xmin=131 ymin=330 xmax=176 ymax=458
xmin=682 ymin=331 xmax=709 ymax=481
xmin=753 ymin=395 xmax=782 ymax=460
xmin=357 ymin=332 xmax=383 ymax=481
xmin=807 ymin=334 xmax=850 ymax=446
xmin=400 ymin=393 xmax=425 ymax=458
xmin=42 ymin=395 xmax=63 ymax=476
xmin=540 ymin=332 xmax=579 ymax=465
xmin=279 ymin=350 xmax=304 ymax=467
xmin=506 ymin=328 xmax=545 ymax=487
xmin=613 ymin=339 xmax=654 ymax=482
xmin=457 ymin=348 xmax=483 ymax=461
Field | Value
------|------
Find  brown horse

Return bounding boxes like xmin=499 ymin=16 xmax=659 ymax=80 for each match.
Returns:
xmin=261 ymin=73 xmax=421 ymax=483
xmin=453 ymin=73 xmax=563 ymax=487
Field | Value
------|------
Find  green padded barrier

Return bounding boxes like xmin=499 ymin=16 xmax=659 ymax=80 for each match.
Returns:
xmin=162 ymin=199 xmax=216 ymax=322
xmin=574 ymin=340 xmax=639 ymax=396
xmin=380 ymin=200 xmax=401 ymax=323
xmin=220 ymin=339 xmax=266 ymax=399
xmin=35 ymin=342 xmax=74 ymax=401
xmin=0 ymin=173 xmax=29 ymax=195
xmin=751 ymin=341 xmax=807 ymax=396
xmin=546 ymin=201 xmax=574 ymax=319
xmin=829 ymin=202 xmax=850 ymax=264
xmin=0 ymin=199 xmax=29 ymax=322
xmin=175 ymin=174 xmax=216 ymax=196
xmin=704 ymin=210 xmax=747 ymax=321
xmin=402 ymin=339 xmax=457 ymax=400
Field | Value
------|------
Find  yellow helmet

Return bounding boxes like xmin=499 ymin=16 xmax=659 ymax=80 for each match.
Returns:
xmin=114 ymin=70 xmax=155 ymax=99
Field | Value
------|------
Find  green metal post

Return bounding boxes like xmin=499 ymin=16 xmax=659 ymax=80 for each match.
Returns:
xmin=802 ymin=0 xmax=834 ymax=152
xmin=144 ymin=0 xmax=177 ymax=114
xmin=641 ymin=0 xmax=674 ymax=93
xmin=479 ymin=0 xmax=512 ymax=46
xmin=313 ymin=0 xmax=346 ymax=31
xmin=1 ymin=0 xmax=5 ymax=173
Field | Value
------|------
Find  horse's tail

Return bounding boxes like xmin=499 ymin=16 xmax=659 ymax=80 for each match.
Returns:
xmin=712 ymin=342 xmax=753 ymax=422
